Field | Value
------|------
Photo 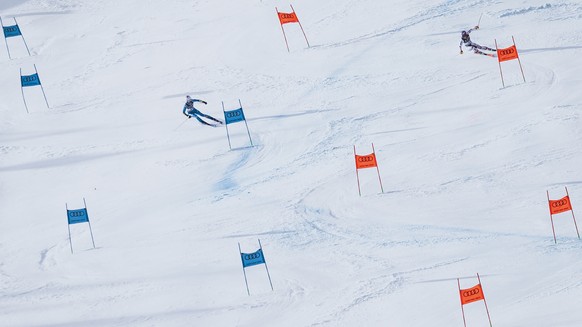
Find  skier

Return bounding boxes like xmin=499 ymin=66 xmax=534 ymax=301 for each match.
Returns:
xmin=183 ymin=95 xmax=223 ymax=126
xmin=459 ymin=26 xmax=496 ymax=57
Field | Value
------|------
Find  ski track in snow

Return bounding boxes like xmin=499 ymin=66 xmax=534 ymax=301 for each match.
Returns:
xmin=311 ymin=0 xmax=498 ymax=49
xmin=1 ymin=0 xmax=582 ymax=326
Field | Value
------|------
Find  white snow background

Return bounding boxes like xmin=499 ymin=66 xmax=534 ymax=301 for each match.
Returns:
xmin=1 ymin=0 xmax=582 ymax=326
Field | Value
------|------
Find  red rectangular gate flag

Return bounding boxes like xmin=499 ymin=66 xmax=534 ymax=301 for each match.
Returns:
xmin=549 ymin=195 xmax=573 ymax=215
xmin=459 ymin=284 xmax=485 ymax=305
xmin=355 ymin=153 xmax=378 ymax=169
xmin=278 ymin=12 xmax=299 ymax=25
xmin=497 ymin=45 xmax=519 ymax=62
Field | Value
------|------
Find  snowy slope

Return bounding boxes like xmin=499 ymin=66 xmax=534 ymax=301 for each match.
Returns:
xmin=1 ymin=0 xmax=582 ymax=326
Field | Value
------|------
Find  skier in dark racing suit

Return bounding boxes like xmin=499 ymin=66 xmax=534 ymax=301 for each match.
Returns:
xmin=459 ymin=26 xmax=496 ymax=56
xmin=183 ymin=95 xmax=223 ymax=126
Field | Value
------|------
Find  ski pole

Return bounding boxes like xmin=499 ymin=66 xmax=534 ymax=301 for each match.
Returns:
xmin=477 ymin=13 xmax=483 ymax=28
xmin=173 ymin=117 xmax=189 ymax=131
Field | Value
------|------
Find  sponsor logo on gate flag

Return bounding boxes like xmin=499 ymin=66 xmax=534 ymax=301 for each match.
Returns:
xmin=459 ymin=284 xmax=485 ymax=305
xmin=497 ymin=45 xmax=519 ymax=62
xmin=3 ymin=25 xmax=22 ymax=38
xmin=67 ymin=208 xmax=89 ymax=225
xmin=241 ymin=249 xmax=265 ymax=268
xmin=224 ymin=108 xmax=246 ymax=125
xmin=21 ymin=73 xmax=41 ymax=87
xmin=549 ymin=196 xmax=572 ymax=215
xmin=278 ymin=12 xmax=299 ymax=25
xmin=355 ymin=153 xmax=377 ymax=169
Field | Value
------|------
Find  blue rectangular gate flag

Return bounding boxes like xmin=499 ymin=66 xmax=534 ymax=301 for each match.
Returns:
xmin=3 ymin=25 xmax=22 ymax=38
xmin=67 ymin=208 xmax=89 ymax=225
xmin=224 ymin=108 xmax=246 ymax=125
xmin=241 ymin=249 xmax=265 ymax=268
xmin=21 ymin=73 xmax=41 ymax=87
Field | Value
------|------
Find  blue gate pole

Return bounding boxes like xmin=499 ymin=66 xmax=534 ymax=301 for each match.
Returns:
xmin=222 ymin=101 xmax=233 ymax=150
xmin=66 ymin=203 xmax=74 ymax=254
xmin=13 ymin=18 xmax=30 ymax=56
xmin=238 ymin=243 xmax=251 ymax=295
xmin=84 ymin=198 xmax=96 ymax=249
xmin=34 ymin=64 xmax=50 ymax=108
xmin=20 ymin=68 xmax=30 ymax=113
xmin=240 ymin=99 xmax=253 ymax=146
xmin=0 ymin=17 xmax=13 ymax=59
xmin=258 ymin=239 xmax=274 ymax=291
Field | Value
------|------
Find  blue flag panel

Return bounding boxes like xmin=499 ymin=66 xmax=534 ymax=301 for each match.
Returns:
xmin=241 ymin=249 xmax=265 ymax=268
xmin=67 ymin=208 xmax=89 ymax=225
xmin=3 ymin=25 xmax=21 ymax=38
xmin=21 ymin=73 xmax=41 ymax=87
xmin=224 ymin=108 xmax=246 ymax=125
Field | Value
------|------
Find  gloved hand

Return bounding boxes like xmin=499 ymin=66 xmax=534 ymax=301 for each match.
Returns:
xmin=202 ymin=101 xmax=207 ymax=105
xmin=187 ymin=116 xmax=191 ymax=119
xmin=460 ymin=50 xmax=464 ymax=54
xmin=474 ymin=25 xmax=479 ymax=30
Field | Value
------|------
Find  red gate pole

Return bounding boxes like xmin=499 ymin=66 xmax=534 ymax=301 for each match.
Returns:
xmin=290 ymin=5 xmax=310 ymax=48
xmin=565 ymin=186 xmax=581 ymax=239
xmin=457 ymin=278 xmax=467 ymax=327
xmin=354 ymin=145 xmax=362 ymax=196
xmin=275 ymin=8 xmax=290 ymax=52
xmin=547 ymin=190 xmax=557 ymax=244
xmin=513 ymin=36 xmax=526 ymax=83
xmin=477 ymin=273 xmax=493 ymax=327
xmin=371 ymin=143 xmax=384 ymax=193
xmin=495 ymin=39 xmax=505 ymax=88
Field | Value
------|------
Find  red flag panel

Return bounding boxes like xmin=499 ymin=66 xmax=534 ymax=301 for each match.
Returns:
xmin=355 ymin=153 xmax=378 ymax=169
xmin=460 ymin=284 xmax=485 ymax=305
xmin=278 ymin=12 xmax=299 ymax=25
xmin=497 ymin=45 xmax=519 ymax=62
xmin=549 ymin=195 xmax=573 ymax=215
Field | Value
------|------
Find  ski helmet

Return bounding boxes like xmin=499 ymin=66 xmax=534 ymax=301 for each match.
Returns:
xmin=461 ymin=30 xmax=468 ymax=36
xmin=186 ymin=95 xmax=191 ymax=100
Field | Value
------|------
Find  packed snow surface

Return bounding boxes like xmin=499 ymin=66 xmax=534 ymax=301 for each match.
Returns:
xmin=1 ymin=0 xmax=582 ymax=326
